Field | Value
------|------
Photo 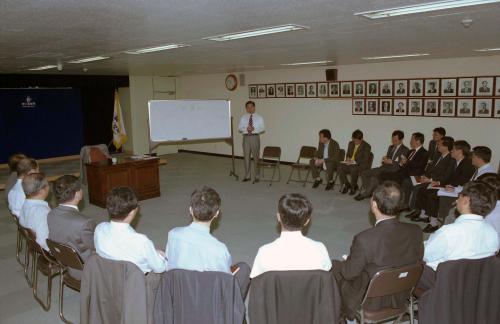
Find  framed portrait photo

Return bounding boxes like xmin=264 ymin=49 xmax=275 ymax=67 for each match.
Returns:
xmin=409 ymin=79 xmax=424 ymax=96
xmin=393 ymin=99 xmax=407 ymax=116
xmin=458 ymin=77 xmax=474 ymax=96
xmin=367 ymin=81 xmax=379 ymax=97
xmin=329 ymin=82 xmax=340 ymax=97
xmin=266 ymin=84 xmax=276 ymax=98
xmin=306 ymin=83 xmax=317 ymax=98
xmin=476 ymin=77 xmax=494 ymax=96
xmin=257 ymin=84 xmax=266 ymax=98
xmin=425 ymin=79 xmax=439 ymax=96
xmin=424 ymin=99 xmax=439 ymax=116
xmin=380 ymin=80 xmax=393 ymax=96
xmin=341 ymin=82 xmax=352 ymax=97
xmin=286 ymin=84 xmax=295 ymax=97
xmin=408 ymin=99 xmax=423 ymax=116
xmin=380 ymin=99 xmax=392 ymax=115
xmin=353 ymin=81 xmax=365 ymax=97
xmin=317 ymin=82 xmax=328 ymax=97
xmin=352 ymin=99 xmax=365 ymax=115
xmin=495 ymin=77 xmax=500 ymax=96
xmin=475 ymin=99 xmax=492 ymax=117
xmin=441 ymin=78 xmax=457 ymax=96
xmin=394 ymin=80 xmax=407 ymax=96
xmin=366 ymin=99 xmax=378 ymax=115
xmin=248 ymin=85 xmax=257 ymax=98
xmin=276 ymin=84 xmax=285 ymax=97
xmin=296 ymin=83 xmax=306 ymax=98
xmin=494 ymin=99 xmax=500 ymax=118
xmin=457 ymin=99 xmax=473 ymax=117
xmin=440 ymin=99 xmax=456 ymax=117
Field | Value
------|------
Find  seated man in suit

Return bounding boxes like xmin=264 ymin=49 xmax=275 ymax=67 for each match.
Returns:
xmin=250 ymin=193 xmax=331 ymax=278
xmin=419 ymin=181 xmax=498 ymax=290
xmin=8 ymin=157 xmax=39 ymax=217
xmin=94 ymin=186 xmax=167 ymax=274
xmin=4 ymin=153 xmax=26 ymax=201
xmin=482 ymin=174 xmax=500 ymax=244
xmin=48 ymin=175 xmax=97 ymax=279
xmin=333 ymin=181 xmax=423 ymax=320
xmin=338 ymin=129 xmax=372 ymax=195
xmin=428 ymin=127 xmax=446 ymax=163
xmin=379 ymin=132 xmax=429 ymax=207
xmin=19 ymin=173 xmax=51 ymax=251
xmin=310 ymin=129 xmax=341 ymax=190
xmin=355 ymin=130 xmax=409 ymax=201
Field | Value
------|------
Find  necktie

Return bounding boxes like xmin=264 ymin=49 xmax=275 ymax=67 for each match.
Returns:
xmin=471 ymin=169 xmax=478 ymax=180
xmin=248 ymin=114 xmax=253 ymax=135
xmin=435 ymin=155 xmax=443 ymax=166
xmin=351 ymin=144 xmax=360 ymax=160
xmin=391 ymin=146 xmax=398 ymax=160
xmin=408 ymin=150 xmax=416 ymax=161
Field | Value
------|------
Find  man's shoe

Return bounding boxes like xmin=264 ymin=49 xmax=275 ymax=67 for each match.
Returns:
xmin=341 ymin=183 xmax=350 ymax=194
xmin=253 ymin=178 xmax=260 ymax=183
xmin=325 ymin=182 xmax=334 ymax=191
xmin=312 ymin=179 xmax=322 ymax=188
xmin=423 ymin=224 xmax=439 ymax=233
xmin=412 ymin=216 xmax=430 ymax=223
xmin=242 ymin=178 xmax=251 ymax=182
xmin=354 ymin=193 xmax=369 ymax=201
xmin=349 ymin=184 xmax=359 ymax=195
xmin=405 ymin=209 xmax=421 ymax=219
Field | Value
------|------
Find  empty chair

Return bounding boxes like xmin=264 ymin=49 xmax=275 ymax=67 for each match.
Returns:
xmin=286 ymin=146 xmax=317 ymax=186
xmin=257 ymin=146 xmax=282 ymax=186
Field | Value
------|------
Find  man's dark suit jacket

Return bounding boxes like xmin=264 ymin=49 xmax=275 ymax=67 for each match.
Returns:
xmin=399 ymin=147 xmax=429 ymax=177
xmin=427 ymin=140 xmax=440 ymax=162
xmin=443 ymin=158 xmax=475 ymax=186
xmin=333 ymin=218 xmax=423 ymax=319
xmin=346 ymin=140 xmax=372 ymax=170
xmin=315 ymin=138 xmax=341 ymax=165
xmin=385 ymin=144 xmax=409 ymax=167
xmin=424 ymin=153 xmax=455 ymax=183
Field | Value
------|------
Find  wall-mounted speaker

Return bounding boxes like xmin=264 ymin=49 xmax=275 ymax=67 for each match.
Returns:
xmin=239 ymin=73 xmax=246 ymax=86
xmin=325 ymin=69 xmax=337 ymax=81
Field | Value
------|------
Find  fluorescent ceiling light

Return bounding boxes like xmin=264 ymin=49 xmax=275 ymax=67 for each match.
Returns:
xmin=124 ymin=44 xmax=190 ymax=54
xmin=68 ymin=56 xmax=110 ymax=64
xmin=355 ymin=0 xmax=500 ymax=19
xmin=28 ymin=65 xmax=57 ymax=71
xmin=281 ymin=60 xmax=333 ymax=66
xmin=362 ymin=53 xmax=430 ymax=60
xmin=204 ymin=24 xmax=308 ymax=41
xmin=475 ymin=47 xmax=500 ymax=52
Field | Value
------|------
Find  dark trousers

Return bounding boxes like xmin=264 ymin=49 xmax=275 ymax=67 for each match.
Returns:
xmin=309 ymin=160 xmax=337 ymax=182
xmin=409 ymin=182 xmax=428 ymax=209
xmin=338 ymin=163 xmax=362 ymax=187
xmin=416 ymin=189 xmax=440 ymax=218
xmin=360 ymin=165 xmax=398 ymax=195
xmin=416 ymin=265 xmax=436 ymax=292
xmin=379 ymin=171 xmax=412 ymax=206
xmin=438 ymin=196 xmax=457 ymax=223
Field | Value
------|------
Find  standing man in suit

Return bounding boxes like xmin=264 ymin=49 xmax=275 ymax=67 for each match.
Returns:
xmin=428 ymin=127 xmax=446 ymax=163
xmin=333 ymin=181 xmax=423 ymax=320
xmin=48 ymin=175 xmax=97 ymax=279
xmin=355 ymin=130 xmax=409 ymax=201
xmin=238 ymin=101 xmax=265 ymax=183
xmin=310 ymin=129 xmax=341 ymax=190
xmin=338 ymin=130 xmax=372 ymax=195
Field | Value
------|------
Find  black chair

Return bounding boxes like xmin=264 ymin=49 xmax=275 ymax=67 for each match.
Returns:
xmin=257 ymin=146 xmax=282 ymax=186
xmin=286 ymin=146 xmax=317 ymax=186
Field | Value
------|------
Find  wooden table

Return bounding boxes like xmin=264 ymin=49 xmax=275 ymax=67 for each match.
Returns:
xmin=86 ymin=157 xmax=160 ymax=208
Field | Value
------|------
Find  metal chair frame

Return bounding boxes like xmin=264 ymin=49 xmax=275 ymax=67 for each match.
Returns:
xmin=286 ymin=146 xmax=317 ymax=187
xmin=257 ymin=146 xmax=282 ymax=186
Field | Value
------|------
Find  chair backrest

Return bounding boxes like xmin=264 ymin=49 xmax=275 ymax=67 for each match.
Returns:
xmin=262 ymin=146 xmax=281 ymax=159
xmin=298 ymin=146 xmax=317 ymax=160
xmin=46 ymin=239 xmax=84 ymax=271
xmin=368 ymin=152 xmax=374 ymax=168
xmin=361 ymin=263 xmax=422 ymax=304
xmin=339 ymin=149 xmax=346 ymax=162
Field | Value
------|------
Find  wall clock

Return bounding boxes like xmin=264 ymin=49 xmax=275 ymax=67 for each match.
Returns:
xmin=225 ymin=74 xmax=238 ymax=91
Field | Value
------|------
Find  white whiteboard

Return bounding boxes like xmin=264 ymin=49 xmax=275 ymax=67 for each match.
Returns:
xmin=148 ymin=99 xmax=231 ymax=142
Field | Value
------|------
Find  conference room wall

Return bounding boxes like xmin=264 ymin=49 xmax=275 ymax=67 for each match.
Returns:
xmin=173 ymin=55 xmax=500 ymax=168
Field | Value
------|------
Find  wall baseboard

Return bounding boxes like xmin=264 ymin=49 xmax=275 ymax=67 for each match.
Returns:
xmin=177 ymin=149 xmax=295 ymax=165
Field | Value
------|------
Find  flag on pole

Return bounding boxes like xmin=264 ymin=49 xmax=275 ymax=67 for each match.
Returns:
xmin=112 ymin=90 xmax=127 ymax=149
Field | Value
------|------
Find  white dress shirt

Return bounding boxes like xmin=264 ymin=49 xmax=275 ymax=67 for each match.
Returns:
xmin=238 ymin=113 xmax=265 ymax=134
xmin=424 ymin=214 xmax=499 ymax=271
xmin=250 ymin=231 xmax=332 ymax=278
xmin=166 ymin=222 xmax=231 ymax=273
xmin=485 ymin=201 xmax=500 ymax=245
xmin=94 ymin=221 xmax=167 ymax=274
xmin=8 ymin=179 xmax=26 ymax=217
xmin=19 ymin=199 xmax=51 ymax=251
xmin=473 ymin=163 xmax=496 ymax=180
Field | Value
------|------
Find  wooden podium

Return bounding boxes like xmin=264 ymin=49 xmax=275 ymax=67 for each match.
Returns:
xmin=86 ymin=157 xmax=160 ymax=208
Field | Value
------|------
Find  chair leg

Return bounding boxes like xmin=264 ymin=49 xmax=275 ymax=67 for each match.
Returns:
xmin=409 ymin=298 xmax=415 ymax=324
xmin=33 ymin=259 xmax=56 ymax=311
xmin=58 ymin=273 xmax=73 ymax=324
xmin=16 ymin=229 xmax=26 ymax=267
xmin=24 ymin=248 xmax=35 ymax=287
xmin=286 ymin=167 xmax=294 ymax=184
xmin=269 ymin=166 xmax=277 ymax=186
xmin=303 ymin=169 xmax=311 ymax=187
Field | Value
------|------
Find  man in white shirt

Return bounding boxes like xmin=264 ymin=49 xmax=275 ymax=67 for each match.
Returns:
xmin=8 ymin=157 xmax=38 ymax=217
xmin=238 ymin=101 xmax=265 ymax=183
xmin=19 ymin=173 xmax=50 ymax=251
xmin=4 ymin=153 xmax=26 ymax=201
xmin=481 ymin=174 xmax=500 ymax=245
xmin=250 ymin=193 xmax=331 ymax=278
xmin=94 ymin=186 xmax=166 ymax=274
xmin=470 ymin=146 xmax=496 ymax=180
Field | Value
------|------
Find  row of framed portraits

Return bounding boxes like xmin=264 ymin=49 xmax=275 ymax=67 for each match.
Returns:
xmin=248 ymin=76 xmax=500 ymax=99
xmin=352 ymin=98 xmax=500 ymax=118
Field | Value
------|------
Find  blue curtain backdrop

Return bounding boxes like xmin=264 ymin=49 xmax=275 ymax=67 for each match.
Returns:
xmin=0 ymin=88 xmax=84 ymax=163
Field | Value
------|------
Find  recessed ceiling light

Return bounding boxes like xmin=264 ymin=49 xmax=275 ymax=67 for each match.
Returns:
xmin=204 ymin=24 xmax=308 ymax=42
xmin=68 ymin=56 xmax=110 ymax=64
xmin=281 ymin=60 xmax=333 ymax=66
xmin=28 ymin=65 xmax=58 ymax=71
xmin=475 ymin=47 xmax=500 ymax=52
xmin=362 ymin=53 xmax=430 ymax=60
xmin=124 ymin=44 xmax=190 ymax=54
xmin=355 ymin=0 xmax=500 ymax=19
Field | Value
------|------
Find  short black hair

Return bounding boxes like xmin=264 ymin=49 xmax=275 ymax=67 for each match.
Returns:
xmin=278 ymin=193 xmax=313 ymax=231
xmin=53 ymin=175 xmax=82 ymax=204
xmin=245 ymin=100 xmax=255 ymax=107
xmin=22 ymin=173 xmax=48 ymax=197
xmin=391 ymin=130 xmax=404 ymax=140
xmin=319 ymin=129 xmax=331 ymax=139
xmin=472 ymin=146 xmax=492 ymax=163
xmin=372 ymin=181 xmax=402 ymax=216
xmin=106 ymin=187 xmax=138 ymax=220
xmin=190 ymin=186 xmax=221 ymax=221
xmin=480 ymin=174 xmax=500 ymax=200
xmin=433 ymin=127 xmax=446 ymax=137
xmin=412 ymin=132 xmax=425 ymax=145
xmin=460 ymin=181 xmax=496 ymax=217
xmin=16 ymin=158 xmax=38 ymax=177
xmin=441 ymin=136 xmax=454 ymax=151
xmin=453 ymin=140 xmax=471 ymax=157
xmin=352 ymin=129 xmax=363 ymax=140
xmin=8 ymin=153 xmax=26 ymax=173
